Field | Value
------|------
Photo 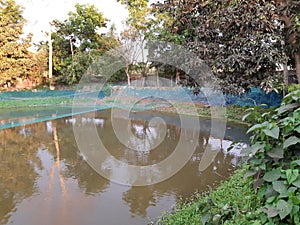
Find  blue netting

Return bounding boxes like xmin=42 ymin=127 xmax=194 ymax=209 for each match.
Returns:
xmin=224 ymin=87 xmax=282 ymax=107
xmin=0 ymin=90 xmax=106 ymax=100
xmin=0 ymin=87 xmax=283 ymax=130
xmin=114 ymin=88 xmax=192 ymax=102
xmin=112 ymin=87 xmax=283 ymax=107
xmin=0 ymin=105 xmax=114 ymax=130
xmin=0 ymin=90 xmax=108 ymax=130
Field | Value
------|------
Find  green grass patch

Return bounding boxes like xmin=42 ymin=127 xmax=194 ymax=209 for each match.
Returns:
xmin=0 ymin=97 xmax=75 ymax=107
xmin=104 ymin=99 xmax=121 ymax=104
xmin=153 ymin=103 xmax=269 ymax=126
xmin=153 ymin=169 xmax=263 ymax=225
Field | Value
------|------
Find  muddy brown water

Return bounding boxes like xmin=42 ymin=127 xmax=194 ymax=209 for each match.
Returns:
xmin=0 ymin=108 xmax=248 ymax=225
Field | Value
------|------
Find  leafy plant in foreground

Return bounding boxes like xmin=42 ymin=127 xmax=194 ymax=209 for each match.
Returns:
xmin=154 ymin=169 xmax=263 ymax=225
xmin=243 ymin=89 xmax=300 ymax=224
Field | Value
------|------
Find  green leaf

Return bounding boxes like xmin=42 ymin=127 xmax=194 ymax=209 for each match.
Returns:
xmin=283 ymin=136 xmax=300 ymax=149
xmin=276 ymin=199 xmax=293 ymax=220
xmin=244 ymin=170 xmax=257 ymax=178
xmin=266 ymin=196 xmax=276 ymax=203
xmin=247 ymin=123 xmax=266 ymax=134
xmin=264 ymin=184 xmax=276 ymax=198
xmin=288 ymin=187 xmax=297 ymax=194
xmin=241 ymin=142 xmax=265 ymax=156
xmin=294 ymin=214 xmax=300 ymax=225
xmin=196 ymin=202 xmax=206 ymax=213
xmin=295 ymin=125 xmax=300 ymax=134
xmin=279 ymin=187 xmax=297 ymax=198
xmin=286 ymin=169 xmax=299 ymax=185
xmin=272 ymin=180 xmax=287 ymax=194
xmin=201 ymin=213 xmax=211 ymax=225
xmin=292 ymin=178 xmax=300 ymax=188
xmin=290 ymin=195 xmax=300 ymax=205
xmin=291 ymin=160 xmax=300 ymax=167
xmin=263 ymin=126 xmax=279 ymax=139
xmin=263 ymin=170 xmax=282 ymax=182
xmin=291 ymin=205 xmax=300 ymax=218
xmin=277 ymin=103 xmax=300 ymax=115
xmin=242 ymin=112 xmax=252 ymax=121
xmin=212 ymin=214 xmax=221 ymax=224
xmin=267 ymin=147 xmax=284 ymax=159
xmin=262 ymin=206 xmax=278 ymax=218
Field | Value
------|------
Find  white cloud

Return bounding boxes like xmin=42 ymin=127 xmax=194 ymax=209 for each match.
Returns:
xmin=16 ymin=0 xmax=128 ymax=44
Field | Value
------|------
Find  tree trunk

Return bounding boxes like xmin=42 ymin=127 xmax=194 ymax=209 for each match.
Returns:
xmin=283 ymin=62 xmax=288 ymax=96
xmin=125 ymin=66 xmax=131 ymax=86
xmin=175 ymin=69 xmax=180 ymax=84
xmin=295 ymin=52 xmax=300 ymax=84
xmin=127 ymin=73 xmax=131 ymax=86
xmin=274 ymin=0 xmax=299 ymax=84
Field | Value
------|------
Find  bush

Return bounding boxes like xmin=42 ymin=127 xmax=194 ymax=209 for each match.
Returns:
xmin=288 ymin=84 xmax=300 ymax=93
xmin=242 ymin=88 xmax=300 ymax=224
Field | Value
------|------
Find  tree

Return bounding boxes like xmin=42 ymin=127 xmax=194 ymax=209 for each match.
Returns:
xmin=117 ymin=0 xmax=151 ymax=86
xmin=149 ymin=0 xmax=299 ymax=94
xmin=275 ymin=0 xmax=300 ymax=84
xmin=0 ymin=0 xmax=35 ymax=88
xmin=118 ymin=27 xmax=147 ymax=86
xmin=117 ymin=0 xmax=149 ymax=31
xmin=31 ymin=44 xmax=49 ymax=84
xmin=51 ymin=3 xmax=120 ymax=84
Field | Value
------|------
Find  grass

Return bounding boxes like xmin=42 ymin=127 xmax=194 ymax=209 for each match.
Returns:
xmin=152 ymin=169 xmax=263 ymax=225
xmin=0 ymin=94 xmax=269 ymax=126
xmin=104 ymin=99 xmax=121 ymax=104
xmin=0 ymin=97 xmax=74 ymax=107
xmin=150 ymin=103 xmax=269 ymax=126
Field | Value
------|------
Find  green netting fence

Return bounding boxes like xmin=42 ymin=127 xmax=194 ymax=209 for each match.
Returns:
xmin=0 ymin=90 xmax=108 ymax=130
xmin=0 ymin=87 xmax=283 ymax=130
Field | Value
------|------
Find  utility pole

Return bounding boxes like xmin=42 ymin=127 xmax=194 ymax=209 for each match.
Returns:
xmin=48 ymin=23 xmax=53 ymax=87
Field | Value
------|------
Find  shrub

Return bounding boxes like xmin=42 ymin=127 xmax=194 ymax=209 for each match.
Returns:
xmin=242 ymin=88 xmax=300 ymax=224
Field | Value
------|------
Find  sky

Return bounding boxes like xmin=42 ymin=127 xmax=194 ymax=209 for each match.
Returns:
xmin=15 ymin=0 xmax=128 ymax=44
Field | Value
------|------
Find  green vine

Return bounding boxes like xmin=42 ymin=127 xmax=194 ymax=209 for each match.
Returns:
xmin=242 ymin=89 xmax=300 ymax=224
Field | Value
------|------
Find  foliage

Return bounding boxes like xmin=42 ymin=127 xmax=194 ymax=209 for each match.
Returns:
xmin=106 ymin=68 xmax=127 ymax=84
xmin=154 ymin=169 xmax=263 ymax=225
xmin=0 ymin=0 xmax=36 ymax=87
xmin=117 ymin=0 xmax=150 ymax=85
xmin=288 ymin=84 xmax=300 ymax=93
xmin=242 ymin=88 xmax=300 ymax=224
xmin=155 ymin=89 xmax=299 ymax=225
xmin=51 ymin=4 xmax=120 ymax=85
xmin=117 ymin=0 xmax=149 ymax=31
xmin=149 ymin=0 xmax=298 ymax=94
xmin=31 ymin=47 xmax=48 ymax=84
xmin=276 ymin=0 xmax=300 ymax=84
xmin=119 ymin=27 xmax=148 ymax=85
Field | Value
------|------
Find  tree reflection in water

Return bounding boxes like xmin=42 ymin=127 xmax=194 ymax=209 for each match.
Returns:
xmin=91 ymin=109 xmax=247 ymax=218
xmin=49 ymin=124 xmax=67 ymax=199
xmin=0 ymin=109 xmax=248 ymax=225
xmin=0 ymin=123 xmax=46 ymax=224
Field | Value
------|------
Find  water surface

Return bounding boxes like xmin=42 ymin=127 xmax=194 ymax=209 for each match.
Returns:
xmin=0 ymin=109 xmax=248 ymax=225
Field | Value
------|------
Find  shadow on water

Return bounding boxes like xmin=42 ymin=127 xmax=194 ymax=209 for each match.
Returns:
xmin=0 ymin=108 xmax=249 ymax=225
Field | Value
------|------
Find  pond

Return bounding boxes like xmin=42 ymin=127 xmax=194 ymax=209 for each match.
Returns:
xmin=0 ymin=108 xmax=248 ymax=225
